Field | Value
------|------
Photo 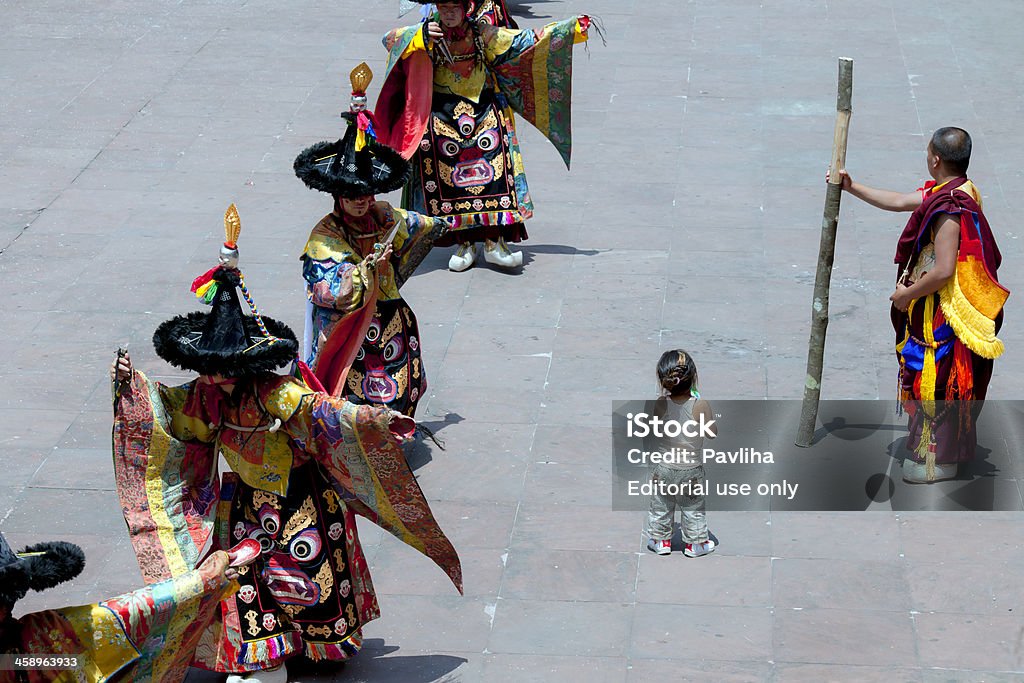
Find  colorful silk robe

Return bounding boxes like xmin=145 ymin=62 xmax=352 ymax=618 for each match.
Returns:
xmin=301 ymin=204 xmax=444 ymax=416
xmin=112 ymin=370 xmax=461 ymax=673
xmin=375 ymin=16 xmax=588 ymax=240
xmin=7 ymin=560 xmax=235 ymax=683
xmin=892 ymin=177 xmax=1007 ymax=476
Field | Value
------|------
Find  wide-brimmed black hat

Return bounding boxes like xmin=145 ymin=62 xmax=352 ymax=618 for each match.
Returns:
xmin=0 ymin=531 xmax=85 ymax=608
xmin=294 ymin=114 xmax=411 ymax=198
xmin=294 ymin=62 xmax=411 ymax=199
xmin=153 ymin=268 xmax=297 ymax=378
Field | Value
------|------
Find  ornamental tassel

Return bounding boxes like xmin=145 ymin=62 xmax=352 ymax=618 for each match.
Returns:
xmin=304 ymin=640 xmax=358 ymax=662
xmin=190 ymin=266 xmax=220 ymax=305
xmin=916 ymin=417 xmax=937 ymax=481
xmin=354 ymin=111 xmax=378 ymax=152
xmin=895 ymin=363 xmax=906 ymax=417
xmin=238 ymin=632 xmax=299 ymax=665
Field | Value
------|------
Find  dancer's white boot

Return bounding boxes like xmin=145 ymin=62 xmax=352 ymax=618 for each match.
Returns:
xmin=483 ymin=237 xmax=522 ymax=268
xmin=448 ymin=242 xmax=478 ymax=272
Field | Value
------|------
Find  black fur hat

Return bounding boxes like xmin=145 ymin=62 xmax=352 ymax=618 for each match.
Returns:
xmin=0 ymin=532 xmax=85 ymax=608
xmin=294 ymin=113 xmax=411 ymax=199
xmin=153 ymin=268 xmax=298 ymax=378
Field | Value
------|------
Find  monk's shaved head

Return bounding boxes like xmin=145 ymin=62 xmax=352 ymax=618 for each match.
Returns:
xmin=929 ymin=127 xmax=972 ymax=175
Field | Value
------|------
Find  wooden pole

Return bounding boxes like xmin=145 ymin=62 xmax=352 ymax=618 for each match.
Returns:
xmin=795 ymin=57 xmax=853 ymax=447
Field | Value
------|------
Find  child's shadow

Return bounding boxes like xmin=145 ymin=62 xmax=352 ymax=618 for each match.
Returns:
xmin=670 ymin=527 xmax=720 ymax=552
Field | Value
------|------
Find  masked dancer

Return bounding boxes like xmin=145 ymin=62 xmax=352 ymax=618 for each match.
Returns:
xmin=375 ymin=0 xmax=592 ymax=271
xmin=110 ymin=206 xmax=461 ymax=682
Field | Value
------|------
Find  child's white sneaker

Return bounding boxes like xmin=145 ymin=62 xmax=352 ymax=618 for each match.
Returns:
xmin=646 ymin=538 xmax=672 ymax=555
xmin=684 ymin=539 xmax=716 ymax=557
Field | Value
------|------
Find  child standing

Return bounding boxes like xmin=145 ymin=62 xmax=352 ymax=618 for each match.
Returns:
xmin=645 ymin=350 xmax=717 ymax=557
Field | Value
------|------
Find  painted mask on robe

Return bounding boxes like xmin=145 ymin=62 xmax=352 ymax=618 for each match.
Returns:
xmin=349 ymin=307 xmax=411 ymax=405
xmin=419 ymin=95 xmax=517 ymax=216
xmin=231 ymin=494 xmax=332 ymax=609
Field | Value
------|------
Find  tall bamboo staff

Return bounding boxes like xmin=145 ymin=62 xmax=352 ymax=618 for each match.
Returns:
xmin=796 ymin=57 xmax=853 ymax=447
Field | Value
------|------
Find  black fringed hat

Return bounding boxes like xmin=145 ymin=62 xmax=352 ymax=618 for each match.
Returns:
xmin=153 ymin=205 xmax=298 ymax=378
xmin=294 ymin=63 xmax=411 ymax=198
xmin=0 ymin=531 xmax=86 ymax=608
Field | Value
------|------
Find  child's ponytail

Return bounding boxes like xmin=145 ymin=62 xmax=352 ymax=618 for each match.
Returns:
xmin=657 ymin=349 xmax=698 ymax=398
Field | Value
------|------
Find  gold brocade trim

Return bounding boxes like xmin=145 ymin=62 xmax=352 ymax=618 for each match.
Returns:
xmin=439 ymin=161 xmax=454 ymax=187
xmin=281 ymin=496 xmax=318 ymax=544
xmin=314 ymin=560 xmax=334 ymax=600
xmin=60 ymin=605 xmax=140 ymax=680
xmin=252 ymin=490 xmax=280 ymax=510
xmin=490 ymin=151 xmax=505 ymax=180
xmin=432 ymin=116 xmax=461 ymax=140
xmin=303 ymin=212 xmax=406 ymax=300
xmin=453 ymin=100 xmax=476 ymax=118
xmin=477 ymin=107 xmax=498 ymax=132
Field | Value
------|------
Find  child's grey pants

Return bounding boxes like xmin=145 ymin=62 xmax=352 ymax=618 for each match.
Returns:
xmin=645 ymin=464 xmax=709 ymax=543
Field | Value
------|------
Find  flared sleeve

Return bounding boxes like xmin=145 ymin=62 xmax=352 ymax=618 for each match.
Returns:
xmin=18 ymin=559 xmax=236 ymax=682
xmin=385 ymin=206 xmax=448 ymax=284
xmin=112 ymin=371 xmax=220 ymax=584
xmin=259 ymin=377 xmax=463 ymax=594
xmin=482 ymin=17 xmax=589 ymax=168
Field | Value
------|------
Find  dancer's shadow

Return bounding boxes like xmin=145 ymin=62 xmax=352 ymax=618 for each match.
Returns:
xmin=343 ymin=639 xmax=470 ymax=682
xmin=185 ymin=641 xmax=469 ymax=681
xmin=405 ymin=244 xmax=602 ymax=279
xmin=517 ymin=243 xmax=602 ymax=270
xmin=404 ymin=247 xmax=453 ymax=279
xmin=506 ymin=0 xmax=556 ymax=20
xmin=404 ymin=412 xmax=464 ymax=472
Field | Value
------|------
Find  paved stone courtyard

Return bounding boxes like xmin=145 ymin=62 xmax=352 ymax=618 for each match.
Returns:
xmin=2 ymin=0 xmax=1024 ymax=681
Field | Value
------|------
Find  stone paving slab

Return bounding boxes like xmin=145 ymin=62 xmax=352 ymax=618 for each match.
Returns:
xmin=3 ymin=0 xmax=1024 ymax=681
